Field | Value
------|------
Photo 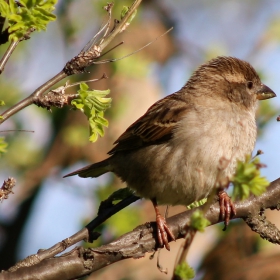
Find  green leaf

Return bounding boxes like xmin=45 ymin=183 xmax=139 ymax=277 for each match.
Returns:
xmin=174 ymin=262 xmax=195 ymax=280
xmin=80 ymin=82 xmax=88 ymax=91
xmin=186 ymin=198 xmax=207 ymax=209
xmin=0 ymin=1 xmax=10 ymax=17
xmin=190 ymin=210 xmax=211 ymax=232
xmin=0 ymin=0 xmax=57 ymax=41
xmin=120 ymin=5 xmax=137 ymax=24
xmin=0 ymin=137 xmax=8 ymax=156
xmin=120 ymin=6 xmax=129 ymax=19
xmin=120 ymin=5 xmax=137 ymax=32
xmin=231 ymin=155 xmax=269 ymax=201
xmin=71 ymin=83 xmax=111 ymax=142
xmin=8 ymin=14 xmax=22 ymax=22
xmin=8 ymin=0 xmax=17 ymax=14
xmin=0 ymin=100 xmax=5 ymax=106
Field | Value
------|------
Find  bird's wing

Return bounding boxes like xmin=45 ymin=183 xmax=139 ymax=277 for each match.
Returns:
xmin=108 ymin=94 xmax=190 ymax=155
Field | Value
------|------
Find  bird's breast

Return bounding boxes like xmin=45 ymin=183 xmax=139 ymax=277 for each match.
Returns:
xmin=112 ymin=105 xmax=257 ymax=206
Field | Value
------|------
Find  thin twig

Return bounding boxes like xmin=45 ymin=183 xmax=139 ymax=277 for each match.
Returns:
xmin=94 ymin=27 xmax=173 ymax=64
xmin=98 ymin=41 xmax=124 ymax=58
xmin=0 ymin=71 xmax=66 ymax=123
xmin=172 ymin=228 xmax=196 ymax=280
xmin=60 ymin=73 xmax=108 ymax=89
xmin=0 ymin=40 xmax=19 ymax=74
xmin=34 ymin=73 xmax=109 ymax=109
xmin=0 ymin=130 xmax=34 ymax=133
xmin=81 ymin=16 xmax=111 ymax=53
xmin=0 ymin=27 xmax=35 ymax=74
xmin=0 ymin=0 xmax=142 ymax=124
xmin=98 ymin=3 xmax=113 ymax=47
xmin=99 ymin=0 xmax=142 ymax=51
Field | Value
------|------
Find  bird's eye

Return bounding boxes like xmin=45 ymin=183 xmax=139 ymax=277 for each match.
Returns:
xmin=247 ymin=81 xmax=253 ymax=89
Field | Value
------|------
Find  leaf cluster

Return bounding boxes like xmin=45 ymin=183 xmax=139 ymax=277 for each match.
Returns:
xmin=0 ymin=0 xmax=57 ymax=41
xmin=232 ymin=155 xmax=270 ymax=200
xmin=71 ymin=83 xmax=112 ymax=142
xmin=190 ymin=209 xmax=211 ymax=232
xmin=120 ymin=5 xmax=137 ymax=24
xmin=174 ymin=262 xmax=195 ymax=280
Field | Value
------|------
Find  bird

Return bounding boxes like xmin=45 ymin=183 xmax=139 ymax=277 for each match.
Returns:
xmin=64 ymin=56 xmax=276 ymax=250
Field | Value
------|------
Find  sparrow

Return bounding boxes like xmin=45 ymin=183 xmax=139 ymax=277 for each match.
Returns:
xmin=64 ymin=56 xmax=276 ymax=250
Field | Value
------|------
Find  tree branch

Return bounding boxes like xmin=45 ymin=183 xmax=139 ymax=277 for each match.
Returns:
xmin=0 ymin=0 xmax=142 ymax=124
xmin=1 ymin=177 xmax=280 ymax=280
xmin=0 ymin=40 xmax=19 ymax=74
xmin=6 ymin=194 xmax=140 ymax=273
xmin=0 ymin=27 xmax=35 ymax=74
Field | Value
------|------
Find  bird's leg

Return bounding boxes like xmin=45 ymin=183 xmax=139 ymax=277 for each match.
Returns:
xmin=218 ymin=190 xmax=236 ymax=230
xmin=151 ymin=198 xmax=175 ymax=251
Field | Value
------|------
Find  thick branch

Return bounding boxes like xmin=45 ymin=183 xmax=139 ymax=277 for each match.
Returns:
xmin=7 ymin=194 xmax=140 ymax=273
xmin=1 ymin=177 xmax=280 ymax=280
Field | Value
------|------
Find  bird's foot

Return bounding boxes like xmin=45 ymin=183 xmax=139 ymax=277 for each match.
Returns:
xmin=155 ymin=213 xmax=175 ymax=251
xmin=218 ymin=190 xmax=236 ymax=230
xmin=152 ymin=199 xmax=175 ymax=250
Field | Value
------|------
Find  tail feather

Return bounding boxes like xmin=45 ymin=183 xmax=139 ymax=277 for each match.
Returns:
xmin=63 ymin=159 xmax=111 ymax=178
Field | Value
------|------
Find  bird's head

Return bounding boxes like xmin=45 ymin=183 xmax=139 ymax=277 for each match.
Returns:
xmin=187 ymin=56 xmax=276 ymax=109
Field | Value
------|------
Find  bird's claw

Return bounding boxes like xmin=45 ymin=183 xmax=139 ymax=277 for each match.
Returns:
xmin=155 ymin=214 xmax=175 ymax=251
xmin=218 ymin=190 xmax=236 ymax=230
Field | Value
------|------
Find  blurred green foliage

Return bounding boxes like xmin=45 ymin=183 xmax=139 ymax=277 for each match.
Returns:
xmin=175 ymin=262 xmax=195 ymax=280
xmin=62 ymin=125 xmax=89 ymax=147
xmin=266 ymin=17 xmax=280 ymax=41
xmin=0 ymin=137 xmax=7 ymax=156
xmin=257 ymin=100 xmax=278 ymax=136
xmin=190 ymin=210 xmax=211 ymax=232
xmin=3 ymin=134 xmax=42 ymax=169
xmin=111 ymin=47 xmax=150 ymax=78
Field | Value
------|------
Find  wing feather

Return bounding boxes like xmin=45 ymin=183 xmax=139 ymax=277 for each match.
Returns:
xmin=108 ymin=94 xmax=191 ymax=155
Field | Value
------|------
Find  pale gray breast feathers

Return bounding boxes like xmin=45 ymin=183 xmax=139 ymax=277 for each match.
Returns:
xmin=111 ymin=101 xmax=257 ymax=206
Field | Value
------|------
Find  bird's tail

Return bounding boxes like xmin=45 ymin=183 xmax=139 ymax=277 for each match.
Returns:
xmin=63 ymin=159 xmax=111 ymax=178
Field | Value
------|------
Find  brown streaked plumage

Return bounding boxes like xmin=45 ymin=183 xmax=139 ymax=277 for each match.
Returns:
xmin=64 ymin=56 xmax=276 ymax=250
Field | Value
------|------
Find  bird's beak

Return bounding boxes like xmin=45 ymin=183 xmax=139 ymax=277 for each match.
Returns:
xmin=256 ymin=84 xmax=277 ymax=100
